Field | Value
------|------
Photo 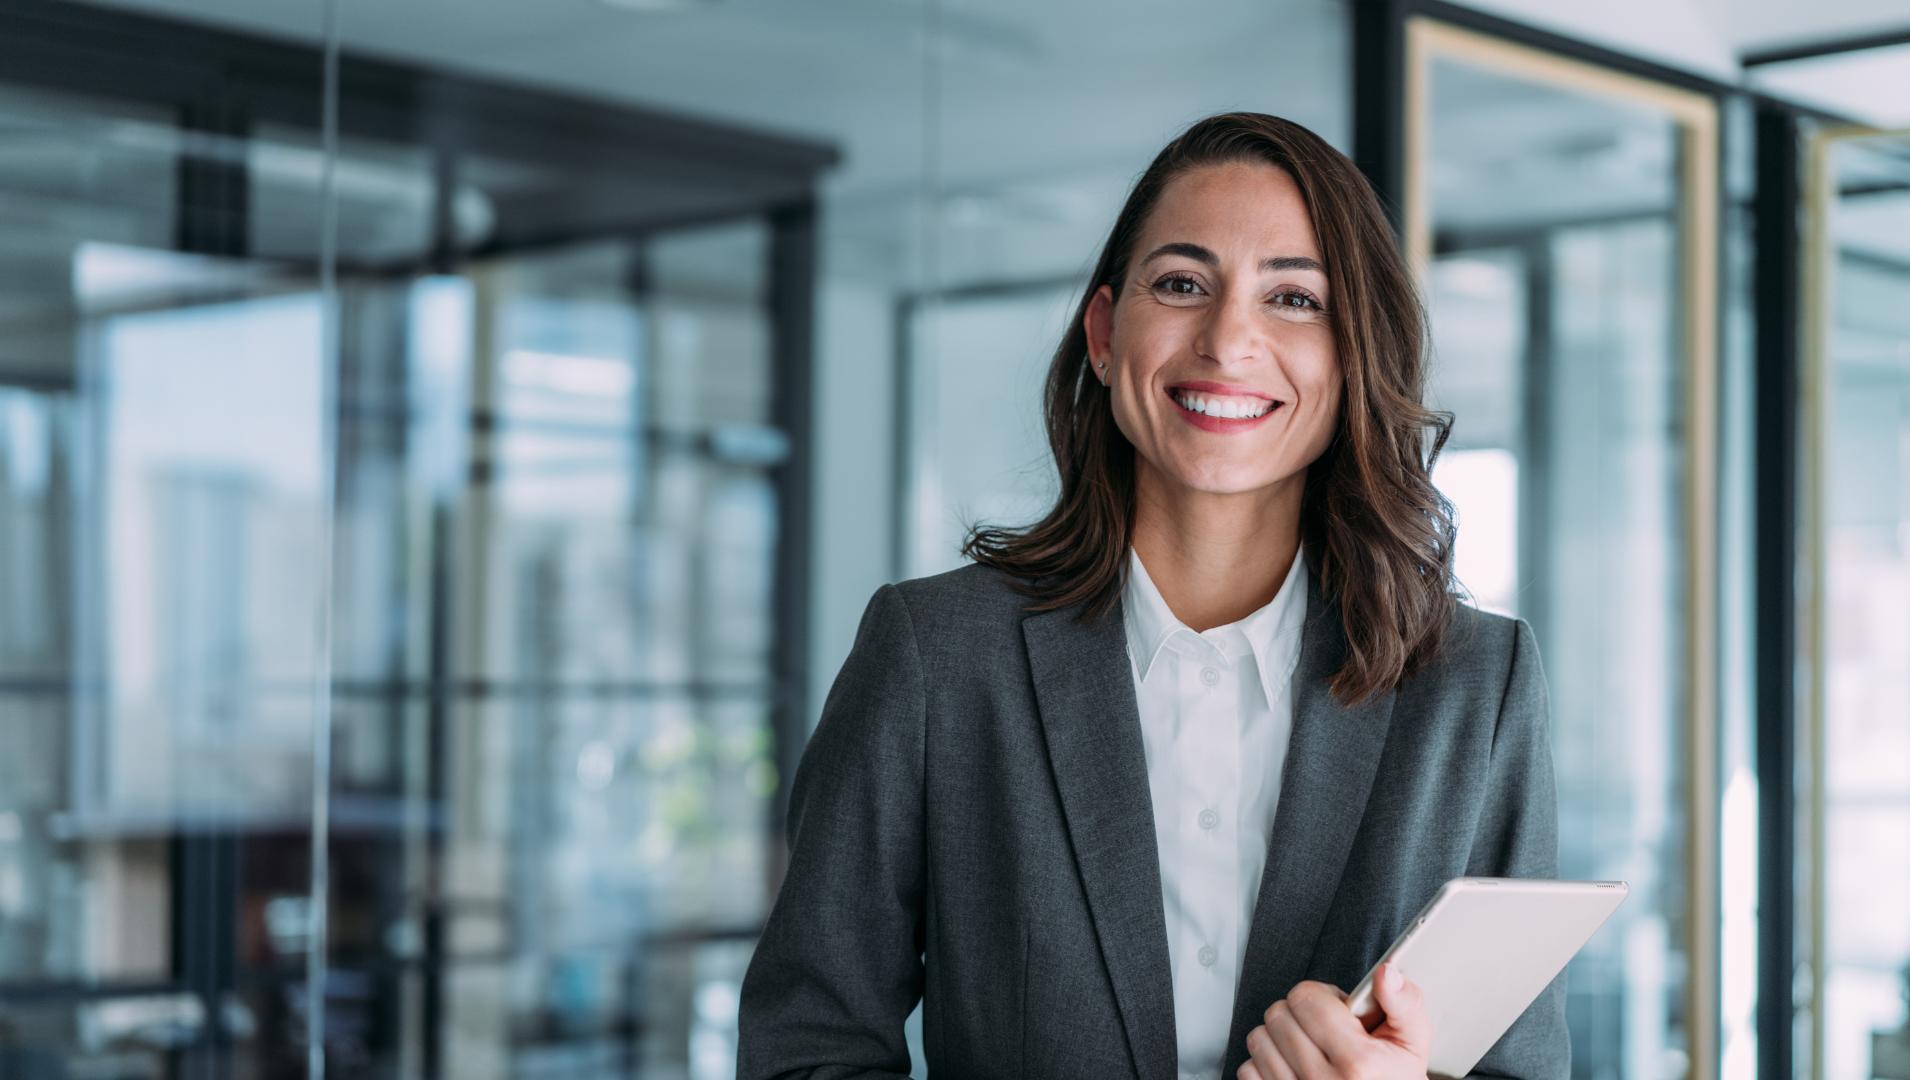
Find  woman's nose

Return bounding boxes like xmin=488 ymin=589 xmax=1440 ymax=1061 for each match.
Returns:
xmin=1193 ymin=290 xmax=1264 ymax=366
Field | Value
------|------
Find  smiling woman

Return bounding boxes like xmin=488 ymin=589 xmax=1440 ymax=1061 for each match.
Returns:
xmin=739 ymin=110 xmax=1568 ymax=1080
xmin=969 ymin=115 xmax=1457 ymax=707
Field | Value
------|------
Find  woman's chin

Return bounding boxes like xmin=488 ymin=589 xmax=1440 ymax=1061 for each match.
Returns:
xmin=1157 ymin=468 xmax=1295 ymax=500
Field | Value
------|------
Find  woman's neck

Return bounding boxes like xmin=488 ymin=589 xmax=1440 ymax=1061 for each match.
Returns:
xmin=1130 ymin=467 xmax=1304 ymax=633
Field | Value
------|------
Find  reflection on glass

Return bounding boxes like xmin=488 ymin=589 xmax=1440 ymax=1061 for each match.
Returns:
xmin=0 ymin=82 xmax=186 ymax=1009
xmin=0 ymin=36 xmax=808 ymax=1071
xmin=251 ymin=125 xmax=442 ymax=265
xmin=1421 ymin=45 xmax=1698 ymax=1080
xmin=96 ymin=293 xmax=327 ymax=820
xmin=0 ymin=81 xmax=328 ymax=1076
xmin=1816 ymin=130 xmax=1910 ymax=1080
xmin=325 ymin=223 xmax=783 ymax=1076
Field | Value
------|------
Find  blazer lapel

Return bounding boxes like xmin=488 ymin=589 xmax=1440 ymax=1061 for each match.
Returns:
xmin=1022 ymin=597 xmax=1176 ymax=1080
xmin=1222 ymin=567 xmax=1397 ymax=1074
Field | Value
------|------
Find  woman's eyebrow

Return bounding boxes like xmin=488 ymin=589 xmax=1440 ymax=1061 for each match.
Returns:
xmin=1140 ymin=241 xmax=1324 ymax=275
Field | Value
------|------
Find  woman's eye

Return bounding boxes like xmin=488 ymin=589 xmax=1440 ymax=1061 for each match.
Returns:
xmin=1152 ymin=274 xmax=1203 ymax=296
xmin=1270 ymin=289 xmax=1323 ymax=312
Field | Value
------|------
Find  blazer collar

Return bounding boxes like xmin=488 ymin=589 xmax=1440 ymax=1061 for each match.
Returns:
xmin=1022 ymin=559 xmax=1395 ymax=1080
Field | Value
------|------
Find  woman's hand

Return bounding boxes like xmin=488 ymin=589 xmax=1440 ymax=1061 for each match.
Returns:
xmin=1238 ymin=962 xmax=1431 ymax=1080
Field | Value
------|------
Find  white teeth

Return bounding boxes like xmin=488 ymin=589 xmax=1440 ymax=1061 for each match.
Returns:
xmin=1172 ymin=390 xmax=1274 ymax=419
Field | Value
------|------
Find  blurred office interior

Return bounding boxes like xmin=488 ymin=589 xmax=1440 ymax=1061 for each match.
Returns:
xmin=0 ymin=0 xmax=1904 ymax=1077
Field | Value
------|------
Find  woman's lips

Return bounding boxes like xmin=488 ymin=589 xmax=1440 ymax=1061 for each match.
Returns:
xmin=1168 ymin=389 xmax=1283 ymax=433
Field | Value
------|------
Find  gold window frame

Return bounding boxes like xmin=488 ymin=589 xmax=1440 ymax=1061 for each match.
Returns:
xmin=1800 ymin=120 xmax=1910 ymax=1080
xmin=1403 ymin=18 xmax=1723 ymax=1078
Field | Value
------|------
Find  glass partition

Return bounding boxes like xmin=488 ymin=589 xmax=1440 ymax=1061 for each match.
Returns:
xmin=0 ymin=76 xmax=331 ymax=1078
xmin=1406 ymin=19 xmax=1721 ymax=1080
xmin=1803 ymin=125 xmax=1910 ymax=1080
xmin=321 ymin=225 xmax=786 ymax=1077
xmin=0 ymin=1 xmax=835 ymax=1072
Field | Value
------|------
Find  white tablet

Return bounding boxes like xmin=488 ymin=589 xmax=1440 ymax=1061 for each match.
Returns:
xmin=1345 ymin=877 xmax=1628 ymax=1079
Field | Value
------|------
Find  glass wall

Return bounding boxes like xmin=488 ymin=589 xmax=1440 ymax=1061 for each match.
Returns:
xmin=0 ymin=0 xmax=835 ymax=1074
xmin=0 ymin=43 xmax=337 ymax=1080
xmin=1407 ymin=19 xmax=1720 ymax=1080
xmin=1806 ymin=127 xmax=1910 ymax=1080
xmin=320 ymin=225 xmax=790 ymax=1078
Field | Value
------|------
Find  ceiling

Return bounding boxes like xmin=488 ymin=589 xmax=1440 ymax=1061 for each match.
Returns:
xmin=16 ymin=0 xmax=1910 ymax=295
xmin=84 ymin=0 xmax=1910 ymax=102
xmin=1463 ymin=0 xmax=1910 ymax=78
xmin=79 ymin=0 xmax=1355 ymax=202
xmin=69 ymin=0 xmax=1910 ymax=214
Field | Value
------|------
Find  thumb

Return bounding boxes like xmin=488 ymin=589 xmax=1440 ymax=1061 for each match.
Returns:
xmin=1371 ymin=962 xmax=1432 ymax=1060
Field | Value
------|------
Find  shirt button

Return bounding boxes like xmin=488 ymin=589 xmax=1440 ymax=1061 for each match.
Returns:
xmin=1198 ymin=808 xmax=1220 ymax=830
xmin=1199 ymin=666 xmax=1220 ymax=686
xmin=1198 ymin=945 xmax=1217 ymax=967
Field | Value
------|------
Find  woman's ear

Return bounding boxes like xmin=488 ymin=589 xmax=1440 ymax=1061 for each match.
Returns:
xmin=1083 ymin=284 xmax=1115 ymax=383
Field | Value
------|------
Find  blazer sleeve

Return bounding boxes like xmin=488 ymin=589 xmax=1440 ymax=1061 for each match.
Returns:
xmin=735 ymin=583 xmax=927 ymax=1080
xmin=1460 ymin=617 xmax=1571 ymax=1080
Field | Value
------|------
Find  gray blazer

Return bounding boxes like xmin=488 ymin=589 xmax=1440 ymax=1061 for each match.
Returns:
xmin=737 ymin=558 xmax=1566 ymax=1080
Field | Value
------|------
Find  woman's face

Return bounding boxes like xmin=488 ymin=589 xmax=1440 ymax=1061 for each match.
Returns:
xmin=1085 ymin=160 xmax=1342 ymax=507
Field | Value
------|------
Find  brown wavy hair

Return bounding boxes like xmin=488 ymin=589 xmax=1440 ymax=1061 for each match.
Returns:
xmin=961 ymin=111 xmax=1458 ymax=706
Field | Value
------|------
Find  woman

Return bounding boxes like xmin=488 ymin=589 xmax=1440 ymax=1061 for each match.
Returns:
xmin=736 ymin=112 xmax=1566 ymax=1080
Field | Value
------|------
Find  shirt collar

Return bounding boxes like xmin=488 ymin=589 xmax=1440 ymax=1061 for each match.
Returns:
xmin=1122 ymin=544 xmax=1310 ymax=711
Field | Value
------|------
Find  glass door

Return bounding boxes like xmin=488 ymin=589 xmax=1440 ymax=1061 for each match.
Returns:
xmin=1802 ymin=125 xmax=1910 ymax=1080
xmin=1406 ymin=20 xmax=1722 ymax=1080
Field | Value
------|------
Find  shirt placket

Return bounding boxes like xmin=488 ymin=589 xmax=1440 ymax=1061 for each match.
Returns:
xmin=1178 ymin=630 xmax=1240 ymax=1065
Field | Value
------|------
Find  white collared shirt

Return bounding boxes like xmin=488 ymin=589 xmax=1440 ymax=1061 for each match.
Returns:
xmin=1122 ymin=545 xmax=1308 ymax=1080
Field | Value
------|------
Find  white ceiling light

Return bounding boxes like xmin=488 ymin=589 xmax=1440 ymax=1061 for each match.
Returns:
xmin=597 ymin=0 xmax=711 ymax=11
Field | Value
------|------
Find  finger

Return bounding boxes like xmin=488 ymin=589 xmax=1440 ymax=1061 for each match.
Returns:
xmin=1267 ymin=999 xmax=1334 ymax=1080
xmin=1242 ymin=1025 xmax=1299 ymax=1080
xmin=1286 ymin=980 xmax=1371 ymax=1068
xmin=1371 ymin=961 xmax=1434 ymax=1059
